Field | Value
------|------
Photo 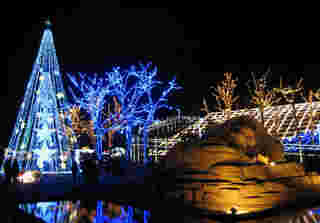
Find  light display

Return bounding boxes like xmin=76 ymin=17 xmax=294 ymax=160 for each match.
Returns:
xmin=159 ymin=102 xmax=320 ymax=156
xmin=33 ymin=143 xmax=56 ymax=169
xmin=5 ymin=21 xmax=71 ymax=172
xmin=104 ymin=64 xmax=181 ymax=162
xmin=211 ymin=72 xmax=239 ymax=120
xmin=17 ymin=170 xmax=41 ymax=183
xmin=67 ymin=63 xmax=181 ymax=162
xmin=67 ymin=72 xmax=112 ymax=161
xmin=246 ymin=69 xmax=281 ymax=127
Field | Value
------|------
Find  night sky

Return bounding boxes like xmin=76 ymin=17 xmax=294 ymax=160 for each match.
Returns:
xmin=3 ymin=5 xmax=320 ymax=147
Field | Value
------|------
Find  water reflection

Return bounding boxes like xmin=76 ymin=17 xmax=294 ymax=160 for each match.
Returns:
xmin=183 ymin=208 xmax=320 ymax=223
xmin=19 ymin=201 xmax=320 ymax=223
xmin=19 ymin=200 xmax=150 ymax=223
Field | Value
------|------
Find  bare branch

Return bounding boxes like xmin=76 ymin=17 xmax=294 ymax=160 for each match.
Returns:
xmin=211 ymin=72 xmax=238 ymax=119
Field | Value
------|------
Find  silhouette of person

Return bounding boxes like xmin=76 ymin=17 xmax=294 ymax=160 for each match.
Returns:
xmin=12 ymin=158 xmax=20 ymax=184
xmin=90 ymin=159 xmax=99 ymax=184
xmin=4 ymin=158 xmax=12 ymax=184
xmin=21 ymin=157 xmax=27 ymax=171
xmin=76 ymin=207 xmax=91 ymax=223
xmin=79 ymin=128 xmax=91 ymax=150
xmin=81 ymin=159 xmax=90 ymax=184
xmin=0 ymin=149 xmax=4 ymax=170
xmin=72 ymin=160 xmax=78 ymax=184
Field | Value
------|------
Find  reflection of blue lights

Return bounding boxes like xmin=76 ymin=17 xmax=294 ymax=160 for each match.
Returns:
xmin=19 ymin=201 xmax=150 ymax=223
xmin=312 ymin=208 xmax=320 ymax=215
xmin=19 ymin=201 xmax=61 ymax=223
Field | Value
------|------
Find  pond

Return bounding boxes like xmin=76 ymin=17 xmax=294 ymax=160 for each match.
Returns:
xmin=16 ymin=200 xmax=320 ymax=223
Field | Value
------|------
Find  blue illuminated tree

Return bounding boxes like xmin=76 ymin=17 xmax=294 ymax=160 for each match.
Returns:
xmin=6 ymin=21 xmax=71 ymax=172
xmin=128 ymin=64 xmax=181 ymax=163
xmin=67 ymin=63 xmax=181 ymax=162
xmin=103 ymin=63 xmax=181 ymax=163
xmin=141 ymin=79 xmax=181 ymax=163
xmin=67 ymin=72 xmax=112 ymax=161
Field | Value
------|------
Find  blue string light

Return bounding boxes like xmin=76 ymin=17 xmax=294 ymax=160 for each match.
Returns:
xmin=283 ymin=130 xmax=320 ymax=152
xmin=6 ymin=26 xmax=71 ymax=172
xmin=67 ymin=63 xmax=181 ymax=161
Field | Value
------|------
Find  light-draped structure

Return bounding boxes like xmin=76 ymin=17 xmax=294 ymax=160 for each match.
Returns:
xmin=6 ymin=22 xmax=72 ymax=172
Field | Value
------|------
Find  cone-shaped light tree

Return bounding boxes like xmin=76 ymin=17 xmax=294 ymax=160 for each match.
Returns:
xmin=6 ymin=21 xmax=71 ymax=172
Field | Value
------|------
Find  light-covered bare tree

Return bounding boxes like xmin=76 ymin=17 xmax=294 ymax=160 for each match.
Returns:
xmin=270 ymin=107 xmax=282 ymax=138
xmin=313 ymin=89 xmax=320 ymax=101
xmin=211 ymin=72 xmax=239 ymax=121
xmin=273 ymin=76 xmax=304 ymax=125
xmin=273 ymin=76 xmax=304 ymax=162
xmin=247 ymin=69 xmax=281 ymax=127
xmin=68 ymin=105 xmax=81 ymax=134
xmin=301 ymin=89 xmax=320 ymax=144
xmin=200 ymin=97 xmax=210 ymax=115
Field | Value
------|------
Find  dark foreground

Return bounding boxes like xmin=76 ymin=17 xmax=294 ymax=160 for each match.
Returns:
xmin=2 ymin=166 xmax=320 ymax=223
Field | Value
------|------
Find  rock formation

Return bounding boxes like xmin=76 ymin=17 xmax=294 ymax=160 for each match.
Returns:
xmin=165 ymin=116 xmax=285 ymax=171
xmin=162 ymin=116 xmax=320 ymax=215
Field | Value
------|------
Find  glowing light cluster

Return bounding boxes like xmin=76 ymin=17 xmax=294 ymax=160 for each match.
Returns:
xmin=67 ymin=63 xmax=181 ymax=162
xmin=5 ymin=26 xmax=71 ymax=172
xmin=203 ymin=102 xmax=320 ymax=140
xmin=158 ymin=116 xmax=206 ymax=148
xmin=17 ymin=171 xmax=37 ymax=183
xmin=283 ymin=131 xmax=320 ymax=147
xmin=160 ymin=102 xmax=320 ymax=153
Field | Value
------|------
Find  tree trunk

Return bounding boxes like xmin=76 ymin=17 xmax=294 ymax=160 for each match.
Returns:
xmin=96 ymin=200 xmax=104 ymax=223
xmin=144 ymin=210 xmax=150 ymax=223
xmin=127 ymin=206 xmax=134 ymax=223
xmin=259 ymin=107 xmax=265 ymax=128
xmin=126 ymin=127 xmax=132 ymax=160
xmin=143 ymin=128 xmax=149 ymax=164
xmin=310 ymin=104 xmax=315 ymax=145
xmin=96 ymin=133 xmax=103 ymax=161
xmin=291 ymin=103 xmax=303 ymax=163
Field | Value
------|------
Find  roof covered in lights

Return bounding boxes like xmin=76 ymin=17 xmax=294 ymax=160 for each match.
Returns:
xmin=206 ymin=102 xmax=320 ymax=140
xmin=160 ymin=102 xmax=320 ymax=149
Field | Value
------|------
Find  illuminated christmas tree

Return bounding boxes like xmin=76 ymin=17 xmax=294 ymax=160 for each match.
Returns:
xmin=6 ymin=20 xmax=71 ymax=172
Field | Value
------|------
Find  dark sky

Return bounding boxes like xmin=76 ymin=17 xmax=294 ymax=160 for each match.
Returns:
xmin=2 ymin=5 xmax=320 ymax=146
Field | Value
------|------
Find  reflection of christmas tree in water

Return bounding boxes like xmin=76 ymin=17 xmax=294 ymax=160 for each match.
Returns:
xmin=5 ymin=20 xmax=71 ymax=172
